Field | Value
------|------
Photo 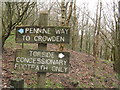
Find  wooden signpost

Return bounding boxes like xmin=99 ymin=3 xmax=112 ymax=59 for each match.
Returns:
xmin=16 ymin=26 xmax=70 ymax=43
xmin=14 ymin=12 xmax=70 ymax=88
xmin=37 ymin=12 xmax=48 ymax=88
xmin=15 ymin=50 xmax=69 ymax=73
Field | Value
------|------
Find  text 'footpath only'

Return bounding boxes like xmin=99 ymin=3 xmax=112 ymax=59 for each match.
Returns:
xmin=15 ymin=49 xmax=70 ymax=73
xmin=16 ymin=26 xmax=70 ymax=43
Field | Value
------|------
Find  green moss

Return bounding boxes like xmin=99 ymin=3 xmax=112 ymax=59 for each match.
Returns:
xmin=45 ymin=80 xmax=64 ymax=88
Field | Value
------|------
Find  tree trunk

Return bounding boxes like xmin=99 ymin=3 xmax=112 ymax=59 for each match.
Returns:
xmin=2 ymin=29 xmax=11 ymax=50
xmin=80 ymin=30 xmax=83 ymax=51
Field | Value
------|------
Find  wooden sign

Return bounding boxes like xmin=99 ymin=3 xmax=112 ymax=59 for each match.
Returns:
xmin=16 ymin=26 xmax=70 ymax=43
xmin=14 ymin=49 xmax=70 ymax=73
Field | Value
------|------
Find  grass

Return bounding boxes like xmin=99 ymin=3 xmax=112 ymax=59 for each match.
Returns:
xmin=5 ymin=34 xmax=37 ymax=49
xmin=24 ymin=79 xmax=64 ymax=88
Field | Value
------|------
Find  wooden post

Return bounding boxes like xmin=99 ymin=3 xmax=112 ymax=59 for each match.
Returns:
xmin=21 ymin=43 xmax=24 ymax=49
xmin=10 ymin=78 xmax=24 ymax=89
xmin=58 ymin=0 xmax=66 ymax=51
xmin=37 ymin=12 xmax=48 ymax=88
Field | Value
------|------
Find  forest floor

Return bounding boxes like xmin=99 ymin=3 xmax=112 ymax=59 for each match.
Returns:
xmin=2 ymin=43 xmax=120 ymax=88
xmin=1 ymin=34 xmax=119 ymax=88
xmin=0 ymin=54 xmax=2 ymax=89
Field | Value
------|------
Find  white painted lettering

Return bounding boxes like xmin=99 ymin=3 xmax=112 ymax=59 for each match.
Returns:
xmin=64 ymin=67 xmax=68 ymax=72
xmin=40 ymin=65 xmax=48 ymax=70
xmin=34 ymin=36 xmax=65 ymax=42
xmin=25 ymin=28 xmax=51 ymax=34
xmin=23 ymin=35 xmax=31 ymax=41
xmin=29 ymin=51 xmax=54 ymax=58
xmin=15 ymin=63 xmax=18 ymax=69
xmin=16 ymin=57 xmax=20 ymax=62
xmin=55 ymin=29 xmax=69 ymax=34
xmin=35 ymin=65 xmax=39 ymax=70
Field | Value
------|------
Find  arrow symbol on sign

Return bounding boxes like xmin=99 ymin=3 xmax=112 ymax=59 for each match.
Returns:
xmin=58 ymin=53 xmax=65 ymax=59
xmin=18 ymin=28 xmax=24 ymax=34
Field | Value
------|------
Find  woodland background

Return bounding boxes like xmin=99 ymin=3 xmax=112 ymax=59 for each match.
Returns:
xmin=0 ymin=0 xmax=120 ymax=88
